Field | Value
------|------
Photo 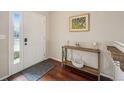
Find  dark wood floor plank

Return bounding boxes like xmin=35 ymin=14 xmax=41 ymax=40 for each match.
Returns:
xmin=7 ymin=58 xmax=96 ymax=81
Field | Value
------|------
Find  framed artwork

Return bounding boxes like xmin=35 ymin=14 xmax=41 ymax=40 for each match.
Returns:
xmin=69 ymin=13 xmax=89 ymax=32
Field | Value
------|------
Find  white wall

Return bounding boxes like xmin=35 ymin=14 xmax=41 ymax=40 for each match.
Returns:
xmin=0 ymin=12 xmax=9 ymax=78
xmin=49 ymin=11 xmax=124 ymax=78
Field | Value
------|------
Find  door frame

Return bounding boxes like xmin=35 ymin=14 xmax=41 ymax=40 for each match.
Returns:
xmin=9 ymin=12 xmax=47 ymax=76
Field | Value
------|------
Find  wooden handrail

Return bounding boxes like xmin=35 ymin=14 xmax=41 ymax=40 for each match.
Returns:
xmin=107 ymin=46 xmax=124 ymax=71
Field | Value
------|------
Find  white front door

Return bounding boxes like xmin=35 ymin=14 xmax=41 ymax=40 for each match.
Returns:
xmin=23 ymin=12 xmax=46 ymax=69
xmin=9 ymin=12 xmax=46 ymax=75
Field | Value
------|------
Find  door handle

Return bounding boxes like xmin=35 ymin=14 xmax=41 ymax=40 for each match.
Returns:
xmin=24 ymin=38 xmax=28 ymax=45
xmin=24 ymin=38 xmax=27 ymax=42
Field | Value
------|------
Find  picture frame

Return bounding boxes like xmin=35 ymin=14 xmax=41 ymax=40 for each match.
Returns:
xmin=69 ymin=13 xmax=89 ymax=32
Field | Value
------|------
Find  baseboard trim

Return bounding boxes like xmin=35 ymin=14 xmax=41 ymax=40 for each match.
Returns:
xmin=49 ymin=57 xmax=62 ymax=62
xmin=0 ymin=75 xmax=10 ymax=81
xmin=100 ymin=73 xmax=114 ymax=80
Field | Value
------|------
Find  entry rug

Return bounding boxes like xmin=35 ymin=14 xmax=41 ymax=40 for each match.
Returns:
xmin=22 ymin=61 xmax=55 ymax=81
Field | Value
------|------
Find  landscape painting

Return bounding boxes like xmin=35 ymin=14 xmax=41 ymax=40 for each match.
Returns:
xmin=69 ymin=14 xmax=89 ymax=32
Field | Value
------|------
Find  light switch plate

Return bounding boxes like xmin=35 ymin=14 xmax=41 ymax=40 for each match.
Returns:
xmin=0 ymin=35 xmax=6 ymax=39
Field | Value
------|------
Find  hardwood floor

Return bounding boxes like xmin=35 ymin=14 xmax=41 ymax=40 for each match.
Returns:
xmin=7 ymin=59 xmax=97 ymax=81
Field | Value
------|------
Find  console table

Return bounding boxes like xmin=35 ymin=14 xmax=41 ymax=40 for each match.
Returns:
xmin=62 ymin=45 xmax=101 ymax=80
